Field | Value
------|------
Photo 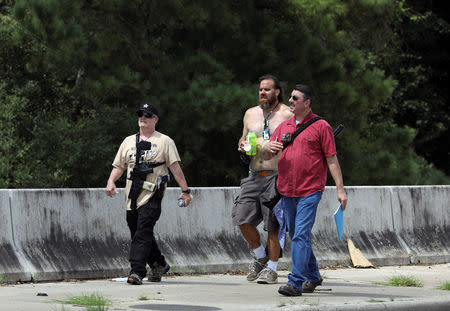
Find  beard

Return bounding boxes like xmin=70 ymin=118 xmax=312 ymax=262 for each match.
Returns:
xmin=259 ymin=93 xmax=277 ymax=109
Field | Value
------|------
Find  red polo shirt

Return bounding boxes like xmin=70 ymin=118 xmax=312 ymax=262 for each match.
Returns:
xmin=271 ymin=111 xmax=336 ymax=197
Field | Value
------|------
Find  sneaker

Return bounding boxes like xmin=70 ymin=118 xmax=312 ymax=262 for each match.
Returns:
xmin=148 ymin=262 xmax=170 ymax=282
xmin=127 ymin=273 xmax=143 ymax=285
xmin=302 ymin=278 xmax=323 ymax=293
xmin=257 ymin=267 xmax=278 ymax=284
xmin=247 ymin=256 xmax=269 ymax=281
xmin=278 ymin=284 xmax=302 ymax=296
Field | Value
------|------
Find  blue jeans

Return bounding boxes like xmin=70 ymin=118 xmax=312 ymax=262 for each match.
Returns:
xmin=281 ymin=191 xmax=322 ymax=290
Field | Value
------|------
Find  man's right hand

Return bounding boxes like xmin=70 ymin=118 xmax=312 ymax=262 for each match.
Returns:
xmin=106 ymin=168 xmax=123 ymax=197
xmin=238 ymin=137 xmax=246 ymax=152
xmin=262 ymin=140 xmax=283 ymax=160
xmin=267 ymin=141 xmax=283 ymax=154
xmin=106 ymin=181 xmax=119 ymax=197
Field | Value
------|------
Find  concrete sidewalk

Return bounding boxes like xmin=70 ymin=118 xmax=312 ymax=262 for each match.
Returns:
xmin=1 ymin=264 xmax=449 ymax=311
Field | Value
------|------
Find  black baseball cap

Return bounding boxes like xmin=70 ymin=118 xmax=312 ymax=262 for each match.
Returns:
xmin=136 ymin=102 xmax=158 ymax=117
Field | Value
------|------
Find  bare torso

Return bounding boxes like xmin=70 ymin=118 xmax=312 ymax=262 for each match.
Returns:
xmin=239 ymin=103 xmax=292 ymax=171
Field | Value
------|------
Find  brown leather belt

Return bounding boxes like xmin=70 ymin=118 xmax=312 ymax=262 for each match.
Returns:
xmin=248 ymin=170 xmax=277 ymax=177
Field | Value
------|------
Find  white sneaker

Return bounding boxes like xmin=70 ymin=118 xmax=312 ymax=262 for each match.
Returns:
xmin=246 ymin=256 xmax=269 ymax=281
xmin=257 ymin=267 xmax=278 ymax=284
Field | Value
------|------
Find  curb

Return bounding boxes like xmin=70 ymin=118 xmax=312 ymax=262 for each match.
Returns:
xmin=277 ymin=297 xmax=450 ymax=311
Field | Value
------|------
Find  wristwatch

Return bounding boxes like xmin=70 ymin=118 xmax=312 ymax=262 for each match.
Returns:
xmin=182 ymin=188 xmax=190 ymax=194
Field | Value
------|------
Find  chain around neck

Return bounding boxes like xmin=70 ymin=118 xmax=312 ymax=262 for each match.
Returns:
xmin=263 ymin=101 xmax=279 ymax=121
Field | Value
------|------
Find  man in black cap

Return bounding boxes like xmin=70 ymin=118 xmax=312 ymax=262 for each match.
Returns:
xmin=106 ymin=102 xmax=192 ymax=285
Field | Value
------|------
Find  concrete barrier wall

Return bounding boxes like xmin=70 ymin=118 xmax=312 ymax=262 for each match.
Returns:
xmin=0 ymin=186 xmax=449 ymax=282
xmin=312 ymin=186 xmax=450 ymax=267
xmin=0 ymin=190 xmax=26 ymax=282
xmin=1 ymin=189 xmax=131 ymax=282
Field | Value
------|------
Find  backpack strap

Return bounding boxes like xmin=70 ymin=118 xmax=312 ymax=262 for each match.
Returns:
xmin=282 ymin=116 xmax=322 ymax=150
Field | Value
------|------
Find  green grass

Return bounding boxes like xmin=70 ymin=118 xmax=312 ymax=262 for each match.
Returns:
xmin=368 ymin=299 xmax=385 ymax=303
xmin=0 ymin=273 xmax=10 ymax=283
xmin=437 ymin=281 xmax=450 ymax=290
xmin=303 ymin=298 xmax=320 ymax=306
xmin=278 ymin=299 xmax=296 ymax=307
xmin=379 ymin=275 xmax=423 ymax=287
xmin=32 ymin=272 xmax=40 ymax=282
xmin=138 ymin=295 xmax=149 ymax=300
xmin=58 ymin=293 xmax=111 ymax=311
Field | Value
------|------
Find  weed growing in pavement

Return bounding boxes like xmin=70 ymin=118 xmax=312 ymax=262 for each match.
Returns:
xmin=32 ymin=272 xmax=40 ymax=282
xmin=303 ymin=298 xmax=320 ymax=306
xmin=0 ymin=273 xmax=11 ymax=284
xmin=368 ymin=299 xmax=385 ymax=303
xmin=278 ymin=299 xmax=296 ymax=307
xmin=57 ymin=293 xmax=112 ymax=311
xmin=378 ymin=275 xmax=423 ymax=287
xmin=138 ymin=294 xmax=164 ymax=301
xmin=437 ymin=281 xmax=450 ymax=290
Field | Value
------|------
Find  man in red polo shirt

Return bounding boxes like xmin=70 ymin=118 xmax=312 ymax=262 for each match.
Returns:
xmin=263 ymin=84 xmax=347 ymax=296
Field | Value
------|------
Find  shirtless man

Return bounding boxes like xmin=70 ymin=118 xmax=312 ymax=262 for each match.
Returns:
xmin=232 ymin=74 xmax=292 ymax=284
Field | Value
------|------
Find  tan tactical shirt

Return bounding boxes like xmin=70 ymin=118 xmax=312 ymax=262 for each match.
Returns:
xmin=112 ymin=131 xmax=181 ymax=210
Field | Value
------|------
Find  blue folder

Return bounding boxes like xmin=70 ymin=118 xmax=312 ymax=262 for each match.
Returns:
xmin=333 ymin=204 xmax=344 ymax=240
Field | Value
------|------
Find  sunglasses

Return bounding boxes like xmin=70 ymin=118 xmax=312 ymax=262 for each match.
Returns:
xmin=137 ymin=111 xmax=153 ymax=118
xmin=290 ymin=95 xmax=309 ymax=101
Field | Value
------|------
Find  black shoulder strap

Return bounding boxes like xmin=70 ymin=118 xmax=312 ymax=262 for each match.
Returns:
xmin=135 ymin=132 xmax=141 ymax=165
xmin=135 ymin=133 xmax=165 ymax=168
xmin=283 ymin=116 xmax=322 ymax=150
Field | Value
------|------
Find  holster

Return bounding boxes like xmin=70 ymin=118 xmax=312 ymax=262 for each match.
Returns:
xmin=153 ymin=175 xmax=170 ymax=199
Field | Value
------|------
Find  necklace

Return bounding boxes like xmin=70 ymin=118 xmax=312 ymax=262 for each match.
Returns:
xmin=262 ymin=102 xmax=279 ymax=140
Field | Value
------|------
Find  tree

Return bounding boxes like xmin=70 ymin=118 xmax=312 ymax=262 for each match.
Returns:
xmin=1 ymin=0 xmax=448 ymax=188
xmin=389 ymin=0 xmax=450 ymax=175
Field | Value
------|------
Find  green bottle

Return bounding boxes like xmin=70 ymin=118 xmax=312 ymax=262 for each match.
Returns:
xmin=246 ymin=132 xmax=257 ymax=156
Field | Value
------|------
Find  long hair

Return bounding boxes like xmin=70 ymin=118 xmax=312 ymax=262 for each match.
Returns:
xmin=258 ymin=74 xmax=283 ymax=102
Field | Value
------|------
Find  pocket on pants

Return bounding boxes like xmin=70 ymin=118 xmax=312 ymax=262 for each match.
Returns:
xmin=233 ymin=194 xmax=240 ymax=205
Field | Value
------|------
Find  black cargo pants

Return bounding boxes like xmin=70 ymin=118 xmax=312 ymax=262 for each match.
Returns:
xmin=126 ymin=195 xmax=166 ymax=278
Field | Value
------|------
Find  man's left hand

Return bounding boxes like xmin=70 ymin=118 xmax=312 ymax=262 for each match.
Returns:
xmin=179 ymin=192 xmax=192 ymax=207
xmin=338 ymin=189 xmax=347 ymax=210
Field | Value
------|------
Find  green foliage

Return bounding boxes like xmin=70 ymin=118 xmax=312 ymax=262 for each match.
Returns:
xmin=58 ymin=293 xmax=111 ymax=311
xmin=0 ymin=0 xmax=448 ymax=188
xmin=376 ymin=0 xmax=450 ymax=175
xmin=438 ymin=281 xmax=450 ymax=291
xmin=379 ymin=275 xmax=423 ymax=287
